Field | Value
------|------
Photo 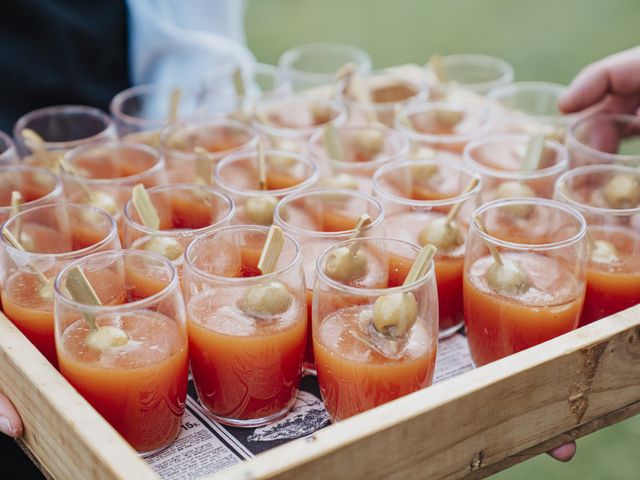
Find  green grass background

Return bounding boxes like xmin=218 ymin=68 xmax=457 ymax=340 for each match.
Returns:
xmin=245 ymin=1 xmax=640 ymax=478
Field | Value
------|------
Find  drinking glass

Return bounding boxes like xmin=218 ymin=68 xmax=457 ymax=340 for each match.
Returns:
xmin=54 ymin=249 xmax=188 ymax=454
xmin=555 ymin=164 xmax=640 ymax=326
xmin=183 ymin=225 xmax=306 ymax=426
xmin=1 ymin=204 xmax=119 ymax=365
xmin=464 ymin=198 xmax=587 ymax=366
xmin=314 ymin=237 xmax=438 ymax=421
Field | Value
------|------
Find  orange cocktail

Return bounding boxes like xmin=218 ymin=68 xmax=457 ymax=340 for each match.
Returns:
xmin=253 ymin=93 xmax=347 ymax=151
xmin=184 ymin=225 xmax=306 ymax=426
xmin=373 ymin=158 xmax=481 ymax=337
xmin=395 ymin=100 xmax=489 ymax=155
xmin=0 ymin=165 xmax=63 ymax=224
xmin=55 ymin=250 xmax=188 ymax=454
xmin=463 ymin=198 xmax=587 ymax=366
xmin=123 ymin=184 xmax=234 ymax=276
xmin=274 ymin=188 xmax=386 ymax=373
xmin=214 ymin=149 xmax=318 ymax=226
xmin=61 ymin=142 xmax=166 ymax=240
xmin=110 ymin=84 xmax=201 ymax=146
xmin=0 ymin=204 xmax=119 ymax=366
xmin=463 ymin=134 xmax=569 ymax=204
xmin=313 ymin=237 xmax=438 ymax=421
xmin=161 ymin=119 xmax=258 ymax=183
xmin=555 ymin=164 xmax=640 ymax=326
xmin=307 ymin=125 xmax=409 ymax=194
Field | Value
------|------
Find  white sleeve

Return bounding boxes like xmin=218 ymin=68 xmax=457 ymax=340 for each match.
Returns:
xmin=125 ymin=0 xmax=255 ymax=88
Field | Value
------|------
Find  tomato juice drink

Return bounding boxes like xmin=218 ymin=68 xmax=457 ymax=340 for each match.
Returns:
xmin=214 ymin=149 xmax=318 ymax=227
xmin=307 ymin=124 xmax=409 ymax=194
xmin=555 ymin=164 xmax=640 ymax=326
xmin=160 ymin=119 xmax=258 ymax=184
xmin=463 ymin=134 xmax=569 ymax=205
xmin=54 ymin=250 xmax=188 ymax=454
xmin=396 ymin=101 xmax=489 ymax=155
xmin=313 ymin=237 xmax=439 ymax=421
xmin=183 ymin=225 xmax=306 ymax=426
xmin=463 ymin=198 xmax=587 ymax=366
xmin=373 ymin=159 xmax=481 ymax=337
xmin=274 ymin=188 xmax=385 ymax=373
xmin=0 ymin=204 xmax=119 ymax=366
xmin=61 ymin=142 xmax=166 ymax=240
xmin=0 ymin=165 xmax=62 ymax=224
xmin=123 ymin=184 xmax=234 ymax=277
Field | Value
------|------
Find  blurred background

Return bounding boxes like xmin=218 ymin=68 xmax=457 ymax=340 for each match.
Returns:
xmin=244 ymin=0 xmax=640 ymax=479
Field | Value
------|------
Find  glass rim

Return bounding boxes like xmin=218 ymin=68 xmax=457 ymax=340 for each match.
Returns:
xmin=472 ymin=197 xmax=587 ymax=251
xmin=184 ymin=224 xmax=302 ymax=285
xmin=54 ymin=249 xmax=179 ymax=314
xmin=274 ymin=187 xmax=385 ymax=238
xmin=159 ymin=117 xmax=259 ymax=160
xmin=253 ymin=96 xmax=348 ymax=138
xmin=1 ymin=203 xmax=119 ymax=260
xmin=278 ymin=43 xmax=372 ymax=81
xmin=123 ymin=183 xmax=236 ymax=237
xmin=213 ymin=148 xmax=319 ymax=197
xmin=109 ymin=83 xmax=199 ymax=128
xmin=555 ymin=163 xmax=640 ymax=216
xmin=315 ymin=236 xmax=436 ymax=297
xmin=486 ymin=81 xmax=576 ymax=123
xmin=372 ymin=158 xmax=482 ymax=208
xmin=307 ymin=124 xmax=410 ymax=168
xmin=463 ymin=134 xmax=569 ymax=180
xmin=395 ymin=100 xmax=492 ymax=143
xmin=430 ymin=54 xmax=515 ymax=90
xmin=14 ymin=105 xmax=115 ymax=150
xmin=0 ymin=165 xmax=63 ymax=213
xmin=61 ymin=141 xmax=166 ymax=186
xmin=567 ymin=112 xmax=640 ymax=162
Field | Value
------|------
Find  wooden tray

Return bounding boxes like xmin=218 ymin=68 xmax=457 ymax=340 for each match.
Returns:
xmin=1 ymin=304 xmax=638 ymax=480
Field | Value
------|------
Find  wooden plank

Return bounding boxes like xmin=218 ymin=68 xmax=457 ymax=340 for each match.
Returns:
xmin=0 ymin=314 xmax=157 ymax=480
xmin=204 ymin=304 xmax=640 ymax=480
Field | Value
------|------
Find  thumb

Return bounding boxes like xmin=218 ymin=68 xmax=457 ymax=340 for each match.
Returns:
xmin=0 ymin=394 xmax=23 ymax=438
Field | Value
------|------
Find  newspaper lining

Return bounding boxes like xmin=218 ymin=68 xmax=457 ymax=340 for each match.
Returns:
xmin=145 ymin=333 xmax=474 ymax=480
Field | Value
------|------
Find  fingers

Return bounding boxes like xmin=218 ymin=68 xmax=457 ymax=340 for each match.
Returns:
xmin=547 ymin=441 xmax=577 ymax=462
xmin=0 ymin=394 xmax=23 ymax=438
xmin=559 ymin=46 xmax=640 ymax=113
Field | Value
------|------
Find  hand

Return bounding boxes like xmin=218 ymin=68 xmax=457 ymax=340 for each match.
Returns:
xmin=0 ymin=393 xmax=23 ymax=438
xmin=558 ymin=46 xmax=640 ymax=115
xmin=547 ymin=441 xmax=577 ymax=462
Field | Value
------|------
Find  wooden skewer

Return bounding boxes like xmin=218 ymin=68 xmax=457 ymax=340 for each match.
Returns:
xmin=1 ymin=227 xmax=49 ymax=286
xmin=347 ymin=214 xmax=373 ymax=257
xmin=10 ymin=191 xmax=23 ymax=241
xmin=131 ymin=184 xmax=160 ymax=230
xmin=404 ymin=244 xmax=437 ymax=286
xmin=20 ymin=128 xmax=57 ymax=169
xmin=323 ymin=123 xmax=344 ymax=161
xmin=65 ymin=266 xmax=102 ymax=331
xmin=444 ymin=176 xmax=480 ymax=225
xmin=257 ymin=225 xmax=285 ymax=275
xmin=474 ymin=215 xmax=503 ymax=266
xmin=523 ymin=134 xmax=546 ymax=171
xmin=258 ymin=141 xmax=268 ymax=191
xmin=194 ymin=147 xmax=212 ymax=186
xmin=167 ymin=88 xmax=181 ymax=125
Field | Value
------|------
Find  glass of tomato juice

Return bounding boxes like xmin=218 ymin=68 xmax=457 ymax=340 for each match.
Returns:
xmin=183 ymin=225 xmax=307 ymax=427
xmin=54 ymin=250 xmax=189 ymax=455
xmin=463 ymin=198 xmax=588 ymax=366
